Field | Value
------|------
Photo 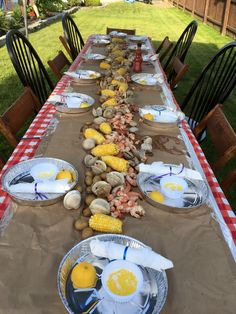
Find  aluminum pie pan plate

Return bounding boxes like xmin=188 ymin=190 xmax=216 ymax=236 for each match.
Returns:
xmin=55 ymin=93 xmax=95 ymax=114
xmin=71 ymin=70 xmax=101 ymax=85
xmin=1 ymin=157 xmax=78 ymax=206
xmin=139 ymin=105 xmax=185 ymax=129
xmin=82 ymin=53 xmax=106 ymax=61
xmin=131 ymin=73 xmax=164 ymax=86
xmin=58 ymin=234 xmax=168 ymax=314
xmin=137 ymin=168 xmax=209 ymax=213
xmin=93 ymin=39 xmax=110 ymax=46
xmin=129 ymin=36 xmax=147 ymax=42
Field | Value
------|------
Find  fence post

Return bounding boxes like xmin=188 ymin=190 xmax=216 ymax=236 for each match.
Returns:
xmin=222 ymin=0 xmax=231 ymax=35
xmin=203 ymin=0 xmax=210 ymax=23
xmin=192 ymin=0 xmax=196 ymax=16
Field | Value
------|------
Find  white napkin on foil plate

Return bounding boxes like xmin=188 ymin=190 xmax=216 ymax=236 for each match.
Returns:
xmin=139 ymin=161 xmax=203 ymax=181
xmin=8 ymin=179 xmax=71 ymax=194
xmin=90 ymin=239 xmax=173 ymax=271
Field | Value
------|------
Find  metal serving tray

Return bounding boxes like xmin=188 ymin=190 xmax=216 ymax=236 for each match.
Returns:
xmin=2 ymin=157 xmax=78 ymax=206
xmin=58 ymin=234 xmax=168 ymax=314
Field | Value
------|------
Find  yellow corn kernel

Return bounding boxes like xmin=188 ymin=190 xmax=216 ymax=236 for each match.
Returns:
xmin=119 ymin=83 xmax=128 ymax=93
xmin=101 ymin=89 xmax=116 ymax=97
xmin=99 ymin=122 xmax=112 ymax=135
xmin=100 ymin=62 xmax=111 ymax=70
xmin=84 ymin=128 xmax=105 ymax=144
xmin=91 ymin=143 xmax=119 ymax=157
xmin=102 ymin=98 xmax=117 ymax=107
xmin=111 ymin=79 xmax=123 ymax=86
xmin=89 ymin=214 xmax=122 ymax=233
xmin=101 ymin=156 xmax=129 ymax=172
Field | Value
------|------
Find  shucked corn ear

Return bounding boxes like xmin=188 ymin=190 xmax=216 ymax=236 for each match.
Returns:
xmin=119 ymin=83 xmax=128 ymax=93
xmin=116 ymin=67 xmax=126 ymax=76
xmin=100 ymin=62 xmax=111 ymax=70
xmin=89 ymin=213 xmax=122 ymax=233
xmin=101 ymin=89 xmax=116 ymax=97
xmin=101 ymin=156 xmax=129 ymax=172
xmin=102 ymin=98 xmax=117 ymax=107
xmin=112 ymin=50 xmax=125 ymax=57
xmin=84 ymin=128 xmax=105 ymax=144
xmin=111 ymin=79 xmax=123 ymax=86
xmin=91 ymin=143 xmax=119 ymax=157
xmin=111 ymin=37 xmax=124 ymax=43
xmin=99 ymin=122 xmax=112 ymax=135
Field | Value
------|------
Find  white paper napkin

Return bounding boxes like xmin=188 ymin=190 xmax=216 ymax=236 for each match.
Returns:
xmin=90 ymin=239 xmax=173 ymax=271
xmin=139 ymin=161 xmax=203 ymax=181
xmin=9 ymin=179 xmax=71 ymax=194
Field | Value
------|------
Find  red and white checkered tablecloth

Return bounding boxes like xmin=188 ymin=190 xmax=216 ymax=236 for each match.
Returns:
xmin=0 ymin=36 xmax=235 ymax=251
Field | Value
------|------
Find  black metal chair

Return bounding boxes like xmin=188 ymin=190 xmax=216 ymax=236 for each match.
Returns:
xmin=181 ymin=42 xmax=236 ymax=131
xmin=6 ymin=30 xmax=54 ymax=105
xmin=163 ymin=20 xmax=198 ymax=71
xmin=62 ymin=13 xmax=84 ymax=61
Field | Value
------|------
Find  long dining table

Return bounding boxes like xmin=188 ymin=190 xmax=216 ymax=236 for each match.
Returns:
xmin=0 ymin=34 xmax=235 ymax=314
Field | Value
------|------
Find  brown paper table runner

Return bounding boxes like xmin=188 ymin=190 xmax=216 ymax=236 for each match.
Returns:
xmin=0 ymin=43 xmax=235 ymax=314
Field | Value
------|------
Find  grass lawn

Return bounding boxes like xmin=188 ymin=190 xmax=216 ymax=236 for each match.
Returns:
xmin=0 ymin=2 xmax=235 ymax=207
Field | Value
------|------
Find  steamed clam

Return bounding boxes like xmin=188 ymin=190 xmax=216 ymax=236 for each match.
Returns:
xmin=91 ymin=160 xmax=107 ymax=175
xmin=82 ymin=138 xmax=96 ymax=150
xmin=89 ymin=198 xmax=110 ymax=215
xmin=92 ymin=181 xmax=111 ymax=197
xmin=92 ymin=107 xmax=103 ymax=117
xmin=84 ymin=154 xmax=97 ymax=167
xmin=94 ymin=117 xmax=106 ymax=124
xmin=106 ymin=171 xmax=125 ymax=187
xmin=63 ymin=190 xmax=81 ymax=210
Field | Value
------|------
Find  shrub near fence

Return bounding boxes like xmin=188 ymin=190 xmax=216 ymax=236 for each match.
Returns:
xmin=169 ymin=0 xmax=236 ymax=39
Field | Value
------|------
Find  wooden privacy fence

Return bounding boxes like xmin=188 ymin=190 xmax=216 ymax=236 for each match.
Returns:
xmin=169 ymin=0 xmax=236 ymax=38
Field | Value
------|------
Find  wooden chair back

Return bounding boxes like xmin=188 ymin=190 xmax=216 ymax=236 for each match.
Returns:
xmin=6 ymin=30 xmax=54 ymax=105
xmin=48 ymin=50 xmax=71 ymax=80
xmin=59 ymin=35 xmax=72 ymax=60
xmin=193 ymin=104 xmax=236 ymax=172
xmin=0 ymin=157 xmax=4 ymax=171
xmin=166 ymin=56 xmax=189 ymax=90
xmin=156 ymin=36 xmax=173 ymax=62
xmin=0 ymin=87 xmax=41 ymax=148
xmin=106 ymin=27 xmax=136 ymax=35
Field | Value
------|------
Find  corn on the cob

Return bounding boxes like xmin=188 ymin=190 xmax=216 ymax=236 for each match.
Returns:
xmin=116 ymin=67 xmax=126 ymax=76
xmin=91 ymin=143 xmax=119 ymax=157
xmin=115 ymin=56 xmax=125 ymax=63
xmin=89 ymin=213 xmax=122 ymax=233
xmin=112 ymin=50 xmax=125 ymax=57
xmin=102 ymin=98 xmax=117 ymax=107
xmin=111 ymin=79 xmax=123 ymax=86
xmin=100 ymin=62 xmax=111 ymax=70
xmin=111 ymin=37 xmax=124 ymax=43
xmin=119 ymin=83 xmax=128 ymax=93
xmin=99 ymin=122 xmax=112 ymax=135
xmin=101 ymin=156 xmax=129 ymax=172
xmin=101 ymin=89 xmax=116 ymax=97
xmin=84 ymin=128 xmax=105 ymax=144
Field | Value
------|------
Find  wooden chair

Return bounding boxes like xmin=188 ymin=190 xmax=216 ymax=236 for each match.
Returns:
xmin=193 ymin=104 xmax=236 ymax=192
xmin=106 ymin=27 xmax=136 ymax=35
xmin=62 ymin=13 xmax=84 ymax=61
xmin=163 ymin=20 xmax=198 ymax=71
xmin=221 ymin=170 xmax=236 ymax=194
xmin=156 ymin=36 xmax=173 ymax=63
xmin=0 ymin=157 xmax=5 ymax=171
xmin=166 ymin=56 xmax=189 ymax=90
xmin=6 ymin=30 xmax=54 ymax=105
xmin=182 ymin=42 xmax=236 ymax=130
xmin=59 ymin=35 xmax=73 ymax=60
xmin=48 ymin=50 xmax=71 ymax=80
xmin=0 ymin=87 xmax=41 ymax=148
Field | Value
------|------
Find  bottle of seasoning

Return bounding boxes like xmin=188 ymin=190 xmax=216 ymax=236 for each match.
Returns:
xmin=133 ymin=42 xmax=142 ymax=73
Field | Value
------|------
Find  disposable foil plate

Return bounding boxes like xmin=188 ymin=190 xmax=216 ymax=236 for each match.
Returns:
xmin=65 ymin=70 xmax=101 ymax=84
xmin=128 ymin=44 xmax=150 ymax=51
xmin=54 ymin=92 xmax=95 ymax=114
xmin=93 ymin=39 xmax=110 ymax=46
xmin=129 ymin=36 xmax=147 ymax=42
xmin=1 ymin=157 xmax=78 ymax=206
xmin=58 ymin=234 xmax=168 ymax=314
xmin=131 ymin=73 xmax=164 ymax=86
xmin=83 ymin=53 xmax=106 ymax=61
xmin=137 ymin=167 xmax=209 ymax=212
xmin=139 ymin=105 xmax=185 ymax=128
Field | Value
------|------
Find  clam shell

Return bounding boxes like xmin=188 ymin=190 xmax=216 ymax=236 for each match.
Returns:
xmin=94 ymin=117 xmax=106 ymax=124
xmin=103 ymin=107 xmax=115 ymax=119
xmin=91 ymin=160 xmax=107 ymax=175
xmin=84 ymin=155 xmax=97 ymax=167
xmin=63 ymin=190 xmax=81 ymax=210
xmin=106 ymin=171 xmax=125 ymax=187
xmin=89 ymin=198 xmax=110 ymax=215
xmin=92 ymin=181 xmax=111 ymax=197
xmin=141 ymin=143 xmax=152 ymax=152
xmin=129 ymin=126 xmax=139 ymax=133
xmin=82 ymin=138 xmax=96 ymax=150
